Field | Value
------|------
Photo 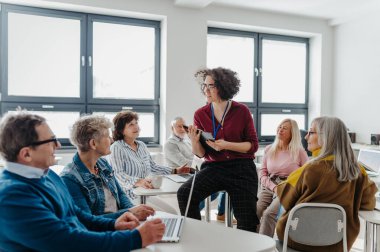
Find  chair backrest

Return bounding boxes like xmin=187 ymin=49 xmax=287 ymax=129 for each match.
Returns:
xmin=282 ymin=203 xmax=348 ymax=252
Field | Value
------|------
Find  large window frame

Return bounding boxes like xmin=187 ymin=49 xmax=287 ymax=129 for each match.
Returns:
xmin=208 ymin=28 xmax=309 ymax=142
xmin=0 ymin=4 xmax=161 ymax=147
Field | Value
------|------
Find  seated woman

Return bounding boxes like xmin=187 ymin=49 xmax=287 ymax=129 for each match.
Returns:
xmin=109 ymin=111 xmax=191 ymax=210
xmin=276 ymin=116 xmax=378 ymax=251
xmin=60 ymin=114 xmax=154 ymax=220
xmin=257 ymin=118 xmax=308 ymax=236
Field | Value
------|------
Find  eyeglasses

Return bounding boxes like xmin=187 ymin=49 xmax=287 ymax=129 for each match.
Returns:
xmin=30 ymin=137 xmax=59 ymax=147
xmin=201 ymin=83 xmax=216 ymax=91
xmin=307 ymin=131 xmax=317 ymax=135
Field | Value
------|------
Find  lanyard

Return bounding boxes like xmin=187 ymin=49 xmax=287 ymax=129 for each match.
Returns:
xmin=211 ymin=101 xmax=230 ymax=139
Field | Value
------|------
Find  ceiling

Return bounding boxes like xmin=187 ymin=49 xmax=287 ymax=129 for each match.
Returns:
xmin=174 ymin=0 xmax=380 ymax=25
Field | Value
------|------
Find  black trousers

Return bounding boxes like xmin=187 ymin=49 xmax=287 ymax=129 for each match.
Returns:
xmin=177 ymin=159 xmax=259 ymax=232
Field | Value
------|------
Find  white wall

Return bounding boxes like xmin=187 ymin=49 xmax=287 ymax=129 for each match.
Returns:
xmin=3 ymin=0 xmax=334 ymax=144
xmin=333 ymin=13 xmax=380 ymax=144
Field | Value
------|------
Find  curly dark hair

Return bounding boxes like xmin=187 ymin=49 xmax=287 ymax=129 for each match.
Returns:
xmin=112 ymin=110 xmax=139 ymax=141
xmin=194 ymin=67 xmax=240 ymax=100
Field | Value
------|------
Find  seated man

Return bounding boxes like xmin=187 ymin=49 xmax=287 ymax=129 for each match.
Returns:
xmin=0 ymin=111 xmax=164 ymax=252
xmin=164 ymin=116 xmax=194 ymax=168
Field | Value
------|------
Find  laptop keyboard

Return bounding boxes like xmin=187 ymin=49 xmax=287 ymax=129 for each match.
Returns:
xmin=162 ymin=218 xmax=178 ymax=237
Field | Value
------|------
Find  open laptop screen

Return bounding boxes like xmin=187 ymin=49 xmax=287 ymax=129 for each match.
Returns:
xmin=357 ymin=149 xmax=380 ymax=175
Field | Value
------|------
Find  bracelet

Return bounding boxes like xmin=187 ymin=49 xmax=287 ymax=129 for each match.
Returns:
xmin=173 ymin=168 xmax=177 ymax=174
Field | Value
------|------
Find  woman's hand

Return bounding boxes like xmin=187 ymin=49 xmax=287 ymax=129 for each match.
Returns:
xmin=206 ymin=139 xmax=228 ymax=152
xmin=135 ymin=178 xmax=154 ymax=189
xmin=187 ymin=125 xmax=201 ymax=144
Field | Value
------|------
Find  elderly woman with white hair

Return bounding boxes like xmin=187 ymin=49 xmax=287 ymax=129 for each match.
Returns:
xmin=276 ymin=116 xmax=378 ymax=251
xmin=256 ymin=118 xmax=308 ymax=237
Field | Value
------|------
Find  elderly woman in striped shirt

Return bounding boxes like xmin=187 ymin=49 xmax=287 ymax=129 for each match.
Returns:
xmin=109 ymin=111 xmax=191 ymax=206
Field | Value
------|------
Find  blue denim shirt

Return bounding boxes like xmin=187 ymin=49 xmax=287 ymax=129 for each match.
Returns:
xmin=60 ymin=153 xmax=134 ymax=219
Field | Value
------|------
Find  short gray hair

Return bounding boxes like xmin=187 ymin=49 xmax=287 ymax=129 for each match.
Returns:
xmin=171 ymin=117 xmax=185 ymax=127
xmin=310 ymin=116 xmax=359 ymax=181
xmin=70 ymin=114 xmax=112 ymax=152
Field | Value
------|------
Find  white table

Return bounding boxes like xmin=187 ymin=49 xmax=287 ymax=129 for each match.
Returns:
xmin=134 ymin=176 xmax=235 ymax=227
xmin=134 ymin=177 xmax=181 ymax=204
xmin=359 ymin=210 xmax=380 ymax=252
xmin=133 ymin=212 xmax=276 ymax=252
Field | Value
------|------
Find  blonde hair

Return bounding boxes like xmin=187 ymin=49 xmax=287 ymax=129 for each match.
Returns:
xmin=267 ymin=118 xmax=303 ymax=162
xmin=309 ymin=116 xmax=359 ymax=181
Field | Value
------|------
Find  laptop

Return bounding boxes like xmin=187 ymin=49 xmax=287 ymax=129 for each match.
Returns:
xmin=376 ymin=193 xmax=380 ymax=211
xmin=357 ymin=149 xmax=380 ymax=177
xmin=155 ymin=171 xmax=197 ymax=242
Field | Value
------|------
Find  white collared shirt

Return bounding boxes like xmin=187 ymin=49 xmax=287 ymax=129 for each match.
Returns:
xmin=163 ymin=134 xmax=194 ymax=168
xmin=5 ymin=161 xmax=48 ymax=179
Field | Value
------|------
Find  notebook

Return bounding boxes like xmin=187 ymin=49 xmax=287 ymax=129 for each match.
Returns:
xmin=165 ymin=173 xmax=193 ymax=183
xmin=157 ymin=171 xmax=197 ymax=242
xmin=357 ymin=149 xmax=380 ymax=177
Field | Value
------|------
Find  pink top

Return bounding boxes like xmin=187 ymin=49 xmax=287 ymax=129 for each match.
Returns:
xmin=260 ymin=145 xmax=309 ymax=191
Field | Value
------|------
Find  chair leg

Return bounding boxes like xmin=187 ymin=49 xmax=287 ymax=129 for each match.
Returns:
xmin=225 ymin=192 xmax=233 ymax=227
xmin=205 ymin=196 xmax=211 ymax=222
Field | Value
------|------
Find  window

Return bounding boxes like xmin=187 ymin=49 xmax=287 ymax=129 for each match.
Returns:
xmin=88 ymin=105 xmax=159 ymax=144
xmin=0 ymin=4 xmax=161 ymax=147
xmin=207 ymin=28 xmax=309 ymax=142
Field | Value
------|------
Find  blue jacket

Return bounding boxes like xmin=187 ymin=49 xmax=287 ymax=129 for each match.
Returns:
xmin=0 ymin=166 xmax=141 ymax=252
xmin=61 ymin=153 xmax=134 ymax=219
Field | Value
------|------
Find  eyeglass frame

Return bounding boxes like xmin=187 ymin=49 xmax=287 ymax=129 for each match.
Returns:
xmin=201 ymin=83 xmax=217 ymax=91
xmin=30 ymin=137 xmax=59 ymax=147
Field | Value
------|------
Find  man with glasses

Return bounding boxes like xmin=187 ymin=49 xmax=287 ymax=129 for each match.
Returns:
xmin=0 ymin=111 xmax=164 ymax=252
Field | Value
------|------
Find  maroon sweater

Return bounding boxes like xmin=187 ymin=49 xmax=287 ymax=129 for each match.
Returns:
xmin=194 ymin=100 xmax=258 ymax=162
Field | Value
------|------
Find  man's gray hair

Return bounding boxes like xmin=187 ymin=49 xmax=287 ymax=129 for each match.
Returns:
xmin=171 ymin=117 xmax=185 ymax=127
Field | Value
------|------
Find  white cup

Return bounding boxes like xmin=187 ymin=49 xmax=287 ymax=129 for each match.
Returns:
xmin=151 ymin=175 xmax=163 ymax=189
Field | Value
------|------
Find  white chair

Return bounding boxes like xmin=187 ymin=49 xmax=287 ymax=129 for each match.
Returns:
xmin=276 ymin=203 xmax=348 ymax=252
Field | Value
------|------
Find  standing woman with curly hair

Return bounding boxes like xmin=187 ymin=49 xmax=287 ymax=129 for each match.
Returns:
xmin=177 ymin=67 xmax=259 ymax=232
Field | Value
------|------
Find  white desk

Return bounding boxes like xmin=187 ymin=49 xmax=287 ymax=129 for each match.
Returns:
xmin=134 ymin=176 xmax=235 ymax=227
xmin=133 ymin=212 xmax=276 ymax=252
xmin=359 ymin=210 xmax=380 ymax=252
xmin=134 ymin=177 xmax=181 ymax=204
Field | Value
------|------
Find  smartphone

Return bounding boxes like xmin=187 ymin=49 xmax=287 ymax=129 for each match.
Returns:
xmin=183 ymin=125 xmax=200 ymax=134
xmin=183 ymin=125 xmax=189 ymax=132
